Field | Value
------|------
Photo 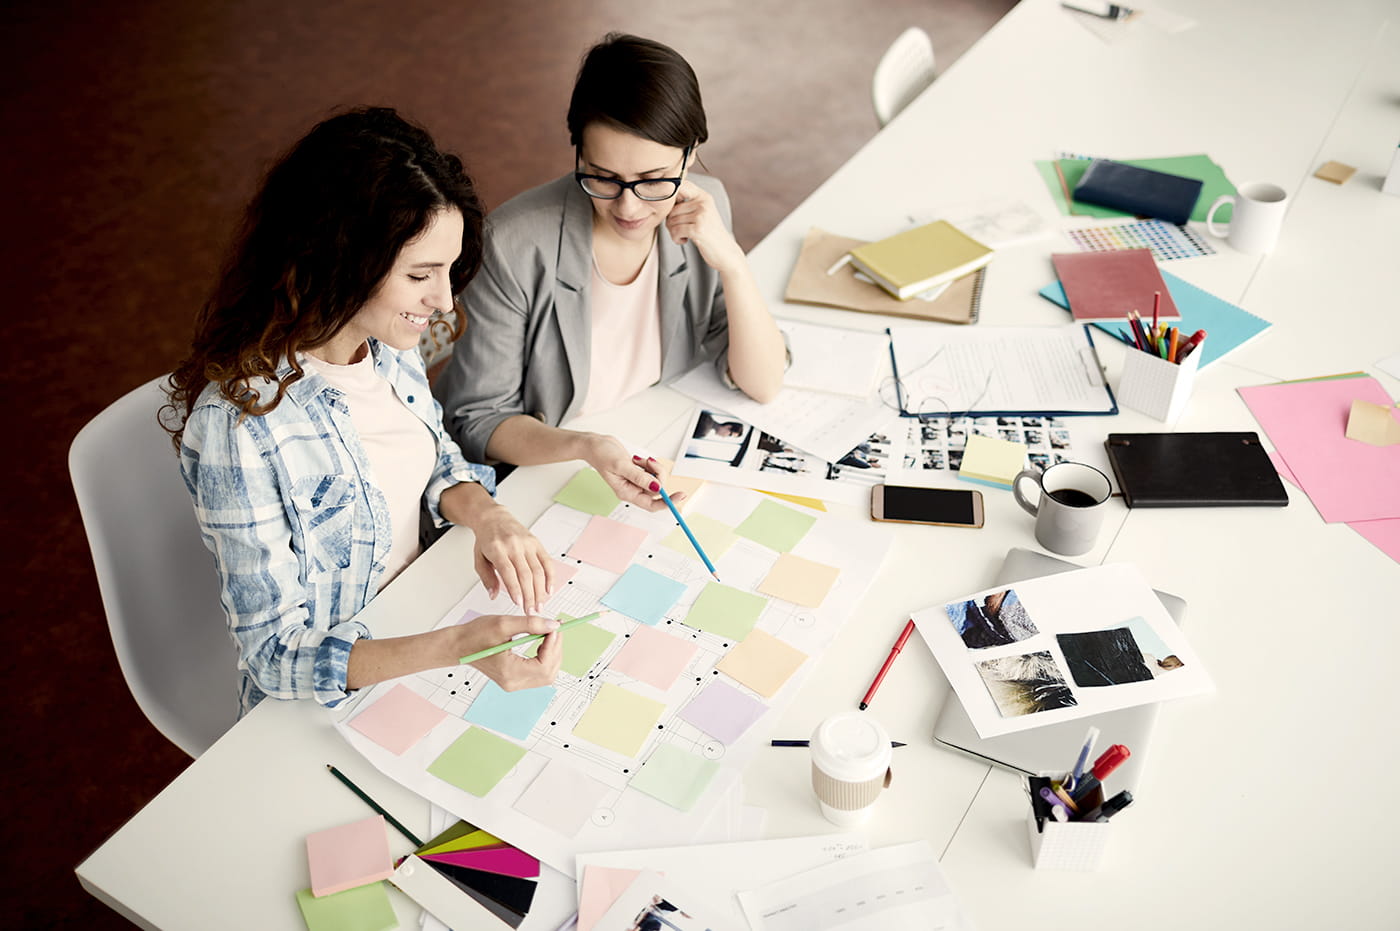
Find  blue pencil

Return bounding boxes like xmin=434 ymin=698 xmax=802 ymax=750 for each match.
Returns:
xmin=657 ymin=487 xmax=720 ymax=581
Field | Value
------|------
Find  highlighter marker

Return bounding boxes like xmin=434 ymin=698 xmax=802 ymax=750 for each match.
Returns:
xmin=1069 ymin=744 xmax=1131 ymax=803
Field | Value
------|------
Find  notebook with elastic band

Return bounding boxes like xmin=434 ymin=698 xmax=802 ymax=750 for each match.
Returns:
xmin=1104 ymin=432 xmax=1289 ymax=508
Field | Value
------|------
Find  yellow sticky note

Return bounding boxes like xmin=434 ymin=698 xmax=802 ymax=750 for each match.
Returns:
xmin=660 ymin=514 xmax=739 ymax=563
xmin=716 ymin=630 xmax=808 ymax=698
xmin=958 ymin=433 xmax=1027 ymax=488
xmin=757 ymin=553 xmax=841 ymax=608
xmin=1345 ymin=399 xmax=1400 ymax=446
xmin=571 ymin=683 xmax=665 ymax=758
xmin=760 ymin=490 xmax=828 ymax=511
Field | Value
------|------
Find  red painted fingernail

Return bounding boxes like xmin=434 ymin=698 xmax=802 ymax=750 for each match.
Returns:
xmin=647 ymin=456 xmax=656 ymax=463
xmin=632 ymin=455 xmax=642 ymax=462
xmin=649 ymin=481 xmax=660 ymax=492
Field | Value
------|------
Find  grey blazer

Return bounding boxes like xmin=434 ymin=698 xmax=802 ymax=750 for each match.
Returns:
xmin=434 ymin=172 xmax=732 ymax=463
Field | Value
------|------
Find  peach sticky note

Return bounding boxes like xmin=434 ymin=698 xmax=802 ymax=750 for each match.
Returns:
xmin=348 ymin=683 xmax=450 ymax=755
xmin=567 ymin=516 xmax=649 ymax=573
xmin=1345 ymin=399 xmax=1400 ymax=446
xmin=716 ymin=629 xmax=809 ymax=698
xmin=1314 ymin=160 xmax=1356 ymax=184
xmin=306 ymin=815 xmax=393 ymax=897
xmin=757 ymin=553 xmax=841 ymax=608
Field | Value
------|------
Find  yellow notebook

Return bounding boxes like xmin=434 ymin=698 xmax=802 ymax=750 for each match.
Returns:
xmin=847 ymin=220 xmax=994 ymax=300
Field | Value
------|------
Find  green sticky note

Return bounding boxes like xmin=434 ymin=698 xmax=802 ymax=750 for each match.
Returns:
xmin=660 ymin=513 xmax=739 ymax=563
xmin=553 ymin=468 xmax=620 ymax=516
xmin=734 ymin=499 xmax=816 ymax=553
xmin=294 ymin=883 xmax=396 ymax=931
xmin=525 ymin=615 xmax=615 ymax=677
xmin=683 ymin=582 xmax=767 ymax=641
xmin=630 ymin=743 xmax=720 ymax=812
xmin=571 ymin=683 xmax=665 ymax=757
xmin=427 ymin=727 xmax=527 ymax=797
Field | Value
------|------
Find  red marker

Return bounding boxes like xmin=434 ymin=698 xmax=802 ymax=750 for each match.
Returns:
xmin=1069 ymin=744 xmax=1131 ymax=802
xmin=859 ymin=620 xmax=916 ymax=710
xmin=1151 ymin=290 xmax=1162 ymax=335
xmin=1176 ymin=329 xmax=1208 ymax=362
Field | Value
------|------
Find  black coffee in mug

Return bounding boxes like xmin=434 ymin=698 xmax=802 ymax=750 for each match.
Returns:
xmin=1048 ymin=488 xmax=1099 ymax=508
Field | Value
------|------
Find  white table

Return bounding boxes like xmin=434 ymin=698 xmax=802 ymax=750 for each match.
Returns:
xmin=78 ymin=0 xmax=1400 ymax=927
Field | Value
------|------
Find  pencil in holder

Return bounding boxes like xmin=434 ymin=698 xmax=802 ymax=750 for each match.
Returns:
xmin=1117 ymin=344 xmax=1200 ymax=422
xmin=1025 ymin=775 xmax=1111 ymax=871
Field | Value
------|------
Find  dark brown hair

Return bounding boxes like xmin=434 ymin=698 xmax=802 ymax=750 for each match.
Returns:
xmin=567 ymin=34 xmax=708 ymax=151
xmin=163 ymin=106 xmax=484 ymax=447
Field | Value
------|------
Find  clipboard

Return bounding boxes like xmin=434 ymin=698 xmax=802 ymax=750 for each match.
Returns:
xmin=885 ymin=323 xmax=1118 ymax=418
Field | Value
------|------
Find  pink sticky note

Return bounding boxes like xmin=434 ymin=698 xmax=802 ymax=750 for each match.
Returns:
xmin=551 ymin=558 xmax=580 ymax=585
xmin=348 ymin=683 xmax=450 ymax=755
xmin=609 ymin=625 xmax=699 ymax=691
xmin=1351 ymin=518 xmax=1400 ymax=565
xmin=566 ymin=516 xmax=649 ymax=573
xmin=419 ymin=845 xmax=540 ymax=878
xmin=578 ymin=866 xmax=642 ymax=931
xmin=1239 ymin=376 xmax=1400 ymax=522
xmin=306 ymin=815 xmax=393 ymax=897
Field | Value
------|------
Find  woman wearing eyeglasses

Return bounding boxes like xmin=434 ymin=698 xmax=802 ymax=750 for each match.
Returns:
xmin=434 ymin=33 xmax=786 ymax=510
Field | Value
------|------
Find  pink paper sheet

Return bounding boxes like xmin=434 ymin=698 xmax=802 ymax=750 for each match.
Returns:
xmin=419 ymin=845 xmax=540 ymax=879
xmin=1350 ymin=518 xmax=1400 ymax=565
xmin=578 ymin=866 xmax=641 ymax=931
xmin=1238 ymin=376 xmax=1400 ymax=523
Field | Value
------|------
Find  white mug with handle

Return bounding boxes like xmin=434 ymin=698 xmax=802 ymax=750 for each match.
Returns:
xmin=1205 ymin=181 xmax=1288 ymax=254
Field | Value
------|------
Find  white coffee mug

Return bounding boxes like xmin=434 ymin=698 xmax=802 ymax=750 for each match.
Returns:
xmin=1012 ymin=462 xmax=1112 ymax=556
xmin=1205 ymin=181 xmax=1288 ymax=254
xmin=810 ymin=712 xmax=893 ymax=827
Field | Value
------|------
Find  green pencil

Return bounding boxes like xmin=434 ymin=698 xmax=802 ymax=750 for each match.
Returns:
xmin=457 ymin=610 xmax=606 ymax=665
xmin=326 ymin=764 xmax=423 ymax=847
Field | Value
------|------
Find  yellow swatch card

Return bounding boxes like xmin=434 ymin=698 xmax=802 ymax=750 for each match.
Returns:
xmin=716 ymin=630 xmax=809 ymax=698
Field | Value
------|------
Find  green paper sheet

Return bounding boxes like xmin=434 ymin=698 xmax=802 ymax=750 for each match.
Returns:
xmin=525 ymin=615 xmax=615 ymax=677
xmin=571 ymin=683 xmax=665 ymax=757
xmin=660 ymin=513 xmax=739 ymax=563
xmin=629 ymin=743 xmax=720 ymax=812
xmin=428 ymin=727 xmax=527 ymax=797
xmin=294 ymin=883 xmax=396 ymax=931
xmin=553 ymin=468 xmax=620 ymax=516
xmin=734 ymin=499 xmax=816 ymax=553
xmin=1036 ymin=155 xmax=1236 ymax=222
xmin=683 ymin=583 xmax=767 ymax=642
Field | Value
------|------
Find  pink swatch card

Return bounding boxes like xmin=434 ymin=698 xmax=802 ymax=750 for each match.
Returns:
xmin=306 ymin=814 xmax=393 ymax=897
xmin=348 ymin=683 xmax=450 ymax=755
xmin=420 ymin=845 xmax=540 ymax=879
xmin=609 ymin=625 xmax=699 ymax=691
xmin=566 ymin=516 xmax=649 ymax=573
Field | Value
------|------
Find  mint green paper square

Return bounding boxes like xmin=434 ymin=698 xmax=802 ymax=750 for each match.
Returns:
xmin=683 ymin=583 xmax=766 ymax=641
xmin=428 ymin=727 xmax=526 ymax=797
xmin=630 ymin=743 xmax=720 ymax=812
xmin=295 ymin=883 xmax=396 ymax=931
xmin=734 ymin=499 xmax=816 ymax=553
xmin=526 ymin=614 xmax=615 ymax=677
xmin=553 ymin=468 xmax=620 ymax=516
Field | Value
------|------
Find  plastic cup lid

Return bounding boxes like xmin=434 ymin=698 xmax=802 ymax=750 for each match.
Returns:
xmin=810 ymin=711 xmax=892 ymax=782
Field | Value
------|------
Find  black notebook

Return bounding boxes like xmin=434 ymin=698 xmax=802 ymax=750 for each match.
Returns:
xmin=1073 ymin=159 xmax=1204 ymax=226
xmin=1105 ymin=432 xmax=1289 ymax=507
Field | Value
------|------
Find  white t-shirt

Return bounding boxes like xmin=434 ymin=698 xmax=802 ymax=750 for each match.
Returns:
xmin=302 ymin=349 xmax=434 ymax=587
xmin=578 ymin=238 xmax=664 ymax=418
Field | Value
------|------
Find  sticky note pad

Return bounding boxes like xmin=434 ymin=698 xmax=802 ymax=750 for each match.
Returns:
xmin=734 ymin=499 xmax=817 ymax=552
xmin=463 ymin=681 xmax=557 ymax=741
xmin=660 ymin=513 xmax=739 ymax=563
xmin=958 ymin=433 xmax=1028 ymax=488
xmin=527 ymin=616 xmax=615 ymax=677
xmin=1345 ymin=399 xmax=1400 ymax=446
xmin=716 ymin=630 xmax=809 ymax=698
xmin=609 ymin=625 xmax=698 ymax=691
xmin=683 ymin=582 xmax=767 ymax=641
xmin=678 ymin=680 xmax=769 ymax=745
xmin=514 ymin=758 xmax=611 ymax=837
xmin=427 ymin=727 xmax=527 ymax=797
xmin=571 ymin=683 xmax=665 ymax=758
xmin=1314 ymin=160 xmax=1356 ymax=185
xmin=567 ymin=515 xmax=649 ymax=573
xmin=554 ymin=468 xmax=620 ymax=516
xmin=295 ymin=883 xmax=396 ymax=931
xmin=348 ymin=683 xmax=450 ymax=755
xmin=601 ymin=564 xmax=688 ymax=626
xmin=757 ymin=553 xmax=841 ymax=608
xmin=306 ymin=815 xmax=393 ymax=897
xmin=629 ymin=743 xmax=720 ymax=812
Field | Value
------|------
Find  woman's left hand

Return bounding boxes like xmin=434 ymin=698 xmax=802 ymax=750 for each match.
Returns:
xmin=470 ymin=504 xmax=555 ymax=614
xmin=665 ymin=179 xmax=742 ymax=272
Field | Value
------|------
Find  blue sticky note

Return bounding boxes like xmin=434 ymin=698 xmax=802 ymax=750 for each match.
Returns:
xmin=601 ymin=565 xmax=688 ymax=626
xmin=463 ymin=681 xmax=556 ymax=741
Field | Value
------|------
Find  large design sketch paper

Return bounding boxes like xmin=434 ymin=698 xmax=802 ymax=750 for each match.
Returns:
xmin=912 ymin=563 xmax=1213 ymax=737
xmin=334 ymin=479 xmax=891 ymax=873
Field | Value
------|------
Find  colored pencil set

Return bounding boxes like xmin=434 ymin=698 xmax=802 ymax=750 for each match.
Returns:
xmin=1113 ymin=291 xmax=1205 ymax=364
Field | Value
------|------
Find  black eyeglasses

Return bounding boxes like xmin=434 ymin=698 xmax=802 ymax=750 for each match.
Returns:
xmin=575 ymin=145 xmax=691 ymax=202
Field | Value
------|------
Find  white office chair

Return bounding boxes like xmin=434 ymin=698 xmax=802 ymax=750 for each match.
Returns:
xmin=69 ymin=375 xmax=240 ymax=758
xmin=872 ymin=26 xmax=937 ymax=127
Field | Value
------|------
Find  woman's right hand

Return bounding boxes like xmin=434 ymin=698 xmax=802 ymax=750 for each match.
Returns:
xmin=580 ymin=434 xmax=680 ymax=512
xmin=458 ymin=613 xmax=562 ymax=690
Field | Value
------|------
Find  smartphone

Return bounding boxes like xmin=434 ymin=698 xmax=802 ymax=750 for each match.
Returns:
xmin=871 ymin=484 xmax=984 ymax=528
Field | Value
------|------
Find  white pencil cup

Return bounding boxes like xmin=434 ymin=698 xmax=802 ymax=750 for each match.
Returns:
xmin=1026 ymin=776 xmax=1111 ymax=871
xmin=1117 ymin=346 xmax=1200 ymax=422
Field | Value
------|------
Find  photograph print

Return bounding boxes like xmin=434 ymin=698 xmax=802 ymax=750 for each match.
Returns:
xmin=1057 ymin=617 xmax=1186 ymax=687
xmin=974 ymin=650 xmax=1078 ymax=718
xmin=946 ymin=588 xmax=1039 ymax=649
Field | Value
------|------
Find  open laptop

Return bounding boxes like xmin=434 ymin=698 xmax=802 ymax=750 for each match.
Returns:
xmin=930 ymin=547 xmax=1186 ymax=791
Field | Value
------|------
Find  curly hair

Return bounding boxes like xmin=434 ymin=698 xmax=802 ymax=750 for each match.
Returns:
xmin=163 ymin=106 xmax=485 ymax=447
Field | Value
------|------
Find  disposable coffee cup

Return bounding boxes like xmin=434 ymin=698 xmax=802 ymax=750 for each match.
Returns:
xmin=810 ymin=712 xmax=893 ymax=826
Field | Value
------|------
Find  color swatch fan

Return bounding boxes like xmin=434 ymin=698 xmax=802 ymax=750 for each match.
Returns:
xmin=414 ymin=820 xmax=540 ymax=928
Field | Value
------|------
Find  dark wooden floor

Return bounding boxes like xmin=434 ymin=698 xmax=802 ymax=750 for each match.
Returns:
xmin=1 ymin=1 xmax=1016 ymax=925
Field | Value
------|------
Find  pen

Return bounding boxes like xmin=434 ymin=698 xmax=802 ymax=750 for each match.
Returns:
xmin=1050 ymin=782 xmax=1081 ymax=814
xmin=1039 ymin=785 xmax=1076 ymax=818
xmin=1067 ymin=725 xmax=1100 ymax=791
xmin=658 ymin=486 xmax=719 ymax=581
xmin=859 ymin=619 xmax=916 ymax=710
xmin=457 ymin=611 xmax=606 ymax=664
xmin=326 ymin=764 xmax=423 ymax=847
xmin=1079 ymin=789 xmax=1134 ymax=822
xmin=1069 ymin=744 xmax=1131 ymax=802
xmin=1151 ymin=290 xmax=1161 ymax=337
xmin=1176 ymin=328 xmax=1207 ymax=362
xmin=771 ymin=739 xmax=906 ymax=748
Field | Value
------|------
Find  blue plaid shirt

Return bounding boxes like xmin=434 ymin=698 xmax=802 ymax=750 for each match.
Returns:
xmin=180 ymin=339 xmax=496 ymax=716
